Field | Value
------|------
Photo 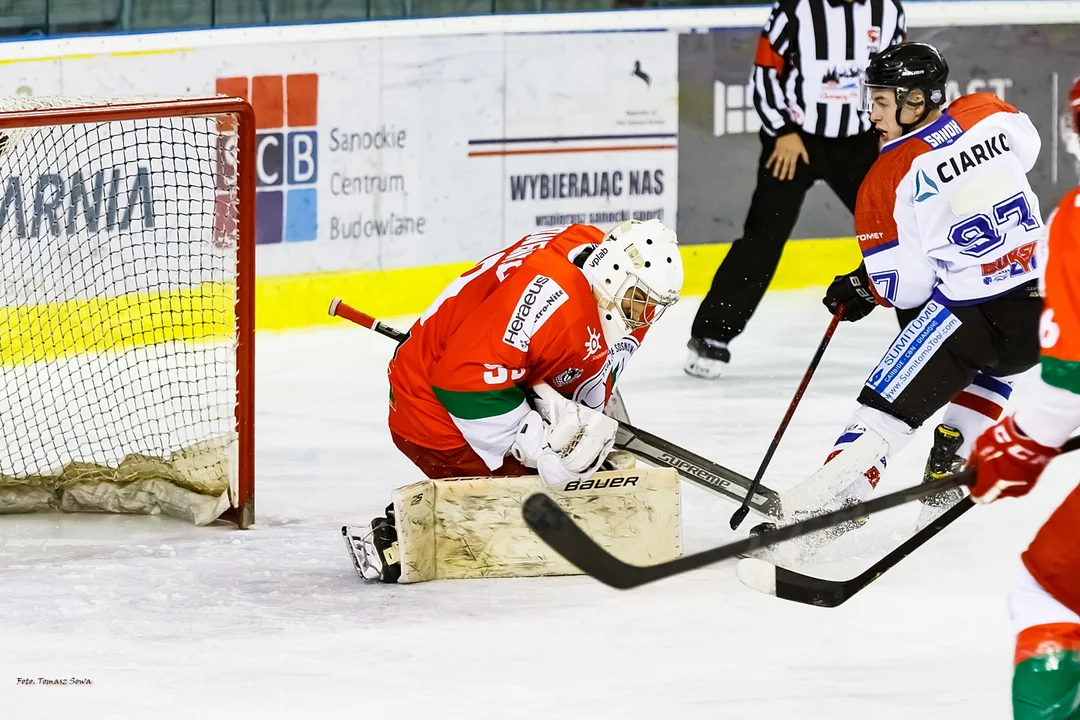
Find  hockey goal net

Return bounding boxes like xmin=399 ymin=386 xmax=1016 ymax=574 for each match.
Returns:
xmin=0 ymin=96 xmax=255 ymax=528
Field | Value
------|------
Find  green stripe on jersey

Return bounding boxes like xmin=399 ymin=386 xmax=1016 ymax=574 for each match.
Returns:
xmin=433 ymin=385 xmax=526 ymax=421
xmin=1013 ymin=651 xmax=1080 ymax=719
xmin=1041 ymin=356 xmax=1080 ymax=395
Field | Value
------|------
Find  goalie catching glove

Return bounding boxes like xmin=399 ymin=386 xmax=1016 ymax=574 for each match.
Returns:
xmin=512 ymin=391 xmax=619 ymax=487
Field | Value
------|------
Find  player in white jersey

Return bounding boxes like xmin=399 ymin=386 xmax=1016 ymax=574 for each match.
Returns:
xmin=758 ymin=43 xmax=1044 ymax=537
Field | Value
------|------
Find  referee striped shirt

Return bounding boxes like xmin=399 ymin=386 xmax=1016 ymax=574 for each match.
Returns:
xmin=753 ymin=0 xmax=905 ymax=139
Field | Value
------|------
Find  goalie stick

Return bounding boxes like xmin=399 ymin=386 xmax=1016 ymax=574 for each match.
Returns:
xmin=329 ymin=298 xmax=407 ymax=342
xmin=523 ymin=433 xmax=1080 ymax=591
xmin=614 ymin=423 xmax=781 ymax=518
xmin=328 ymin=299 xmax=783 ymax=520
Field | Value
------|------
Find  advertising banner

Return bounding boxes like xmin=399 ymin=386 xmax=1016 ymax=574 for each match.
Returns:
xmin=677 ymin=24 xmax=1080 ymax=246
xmin=1 ymin=31 xmax=677 ymax=277
xmin=2 ymin=12 xmax=1078 ymax=282
xmin=493 ymin=33 xmax=678 ymax=238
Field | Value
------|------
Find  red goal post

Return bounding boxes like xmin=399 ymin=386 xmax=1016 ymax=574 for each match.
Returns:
xmin=0 ymin=96 xmax=256 ymax=528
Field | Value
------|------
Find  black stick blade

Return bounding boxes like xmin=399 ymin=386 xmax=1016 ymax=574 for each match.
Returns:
xmin=773 ymin=566 xmax=853 ymax=607
xmin=521 ymin=492 xmax=565 ymax=533
xmin=736 ymin=557 xmax=856 ymax=607
xmin=738 ymin=496 xmax=977 ymax=607
xmin=522 ymin=494 xmax=646 ymax=590
xmin=729 ymin=505 xmax=751 ymax=531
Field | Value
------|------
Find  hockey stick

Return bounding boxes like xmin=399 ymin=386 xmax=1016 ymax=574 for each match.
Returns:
xmin=615 ymin=422 xmax=782 ymax=518
xmin=327 ymin=300 xmax=783 ymax=519
xmin=523 ymin=472 xmax=970 ymax=589
xmin=729 ymin=311 xmax=842 ymax=530
xmin=328 ymin=298 xmax=407 ymax=342
xmin=523 ymin=434 xmax=1080 ymax=590
xmin=735 ymin=497 xmax=971 ymax=607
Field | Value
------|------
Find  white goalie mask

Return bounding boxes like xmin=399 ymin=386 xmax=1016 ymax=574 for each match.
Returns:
xmin=581 ymin=219 xmax=684 ymax=345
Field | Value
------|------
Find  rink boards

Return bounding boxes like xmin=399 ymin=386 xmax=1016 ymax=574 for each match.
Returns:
xmin=253 ymin=235 xmax=862 ymax=330
xmin=0 ymin=2 xmax=1075 ymax=330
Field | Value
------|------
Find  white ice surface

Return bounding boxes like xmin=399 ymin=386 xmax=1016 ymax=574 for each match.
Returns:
xmin=3 ymin=289 xmax=1076 ymax=719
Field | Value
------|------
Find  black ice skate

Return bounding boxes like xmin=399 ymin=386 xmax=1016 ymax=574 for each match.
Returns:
xmin=919 ymin=424 xmax=966 ymax=509
xmin=684 ymin=337 xmax=730 ymax=380
xmin=342 ymin=503 xmax=401 ymax=583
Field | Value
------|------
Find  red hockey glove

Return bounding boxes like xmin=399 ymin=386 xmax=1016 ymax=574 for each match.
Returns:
xmin=968 ymin=415 xmax=1060 ymax=504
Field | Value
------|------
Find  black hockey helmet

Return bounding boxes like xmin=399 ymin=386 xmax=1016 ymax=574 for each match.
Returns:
xmin=864 ymin=42 xmax=949 ymax=132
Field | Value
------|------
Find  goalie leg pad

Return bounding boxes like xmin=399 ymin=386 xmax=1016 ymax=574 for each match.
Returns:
xmin=380 ymin=468 xmax=680 ymax=583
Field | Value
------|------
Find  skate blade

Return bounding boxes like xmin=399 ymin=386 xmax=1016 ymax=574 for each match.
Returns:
xmin=342 ymin=524 xmax=382 ymax=582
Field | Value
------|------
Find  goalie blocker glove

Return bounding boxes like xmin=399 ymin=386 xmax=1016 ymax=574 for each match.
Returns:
xmin=823 ymin=263 xmax=876 ymax=321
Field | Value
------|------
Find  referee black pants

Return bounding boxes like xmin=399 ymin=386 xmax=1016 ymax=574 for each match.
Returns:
xmin=691 ymin=129 xmax=880 ymax=345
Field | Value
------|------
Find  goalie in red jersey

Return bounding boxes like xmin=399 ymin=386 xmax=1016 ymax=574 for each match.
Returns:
xmin=966 ymin=76 xmax=1080 ymax=719
xmin=348 ymin=219 xmax=684 ymax=582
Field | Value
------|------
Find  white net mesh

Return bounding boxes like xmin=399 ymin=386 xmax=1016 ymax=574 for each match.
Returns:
xmin=0 ymin=96 xmax=243 ymax=526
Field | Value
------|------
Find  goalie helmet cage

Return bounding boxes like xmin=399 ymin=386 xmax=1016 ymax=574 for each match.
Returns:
xmin=0 ymin=96 xmax=256 ymax=528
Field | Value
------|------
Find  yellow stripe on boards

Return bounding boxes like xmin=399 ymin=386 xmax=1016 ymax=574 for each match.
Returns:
xmin=109 ymin=48 xmax=194 ymax=58
xmin=254 ymin=262 xmax=475 ymax=332
xmin=253 ymin=237 xmax=861 ymax=333
xmin=0 ymin=54 xmax=95 ymax=66
xmin=0 ymin=238 xmax=864 ymax=365
xmin=0 ymin=283 xmax=235 ymax=366
xmin=0 ymin=49 xmax=187 ymax=67
xmin=679 ymin=237 xmax=862 ymax=297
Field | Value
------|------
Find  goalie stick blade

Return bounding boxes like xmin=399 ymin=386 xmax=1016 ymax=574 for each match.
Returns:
xmin=737 ymin=496 xmax=975 ymax=607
